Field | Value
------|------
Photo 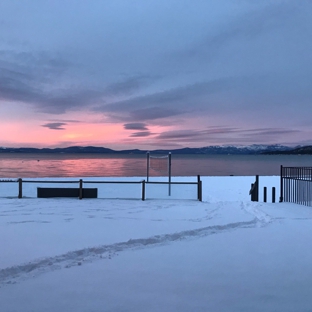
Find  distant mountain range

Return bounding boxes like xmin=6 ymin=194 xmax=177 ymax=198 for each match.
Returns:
xmin=1 ymin=144 xmax=311 ymax=154
xmin=262 ymin=145 xmax=312 ymax=155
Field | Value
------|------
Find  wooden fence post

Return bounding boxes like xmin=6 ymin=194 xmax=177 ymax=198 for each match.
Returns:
xmin=272 ymin=187 xmax=276 ymax=203
xmin=250 ymin=183 xmax=254 ymax=201
xmin=141 ymin=180 xmax=145 ymax=201
xmin=197 ymin=175 xmax=200 ymax=200
xmin=79 ymin=179 xmax=83 ymax=200
xmin=18 ymin=178 xmax=22 ymax=198
xmin=197 ymin=175 xmax=202 ymax=202
xmin=255 ymin=175 xmax=259 ymax=202
xmin=263 ymin=187 xmax=267 ymax=202
xmin=250 ymin=176 xmax=259 ymax=202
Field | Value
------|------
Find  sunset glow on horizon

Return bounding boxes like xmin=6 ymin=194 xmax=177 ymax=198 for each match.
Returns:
xmin=1 ymin=1 xmax=312 ymax=149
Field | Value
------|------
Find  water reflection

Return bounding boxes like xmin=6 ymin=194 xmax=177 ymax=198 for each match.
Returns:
xmin=0 ymin=153 xmax=311 ymax=177
xmin=0 ymin=154 xmax=148 ymax=178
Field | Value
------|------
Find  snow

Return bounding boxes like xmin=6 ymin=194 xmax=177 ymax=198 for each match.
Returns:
xmin=1 ymin=176 xmax=312 ymax=311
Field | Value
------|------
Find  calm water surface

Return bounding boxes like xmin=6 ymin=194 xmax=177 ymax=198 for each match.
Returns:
xmin=0 ymin=153 xmax=311 ymax=178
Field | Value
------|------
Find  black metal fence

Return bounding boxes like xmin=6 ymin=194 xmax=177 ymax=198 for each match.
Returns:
xmin=280 ymin=166 xmax=312 ymax=206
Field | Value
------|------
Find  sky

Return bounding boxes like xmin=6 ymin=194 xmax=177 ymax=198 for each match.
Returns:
xmin=0 ymin=0 xmax=312 ymax=150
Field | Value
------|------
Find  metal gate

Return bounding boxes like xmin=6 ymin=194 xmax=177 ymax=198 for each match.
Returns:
xmin=280 ymin=166 xmax=312 ymax=206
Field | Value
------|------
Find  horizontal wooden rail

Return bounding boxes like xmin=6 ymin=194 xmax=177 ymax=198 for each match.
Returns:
xmin=83 ymin=181 xmax=142 ymax=184
xmin=146 ymin=181 xmax=198 ymax=185
xmin=0 ymin=180 xmax=17 ymax=183
xmin=22 ymin=180 xmax=78 ymax=183
xmin=0 ymin=177 xmax=202 ymax=201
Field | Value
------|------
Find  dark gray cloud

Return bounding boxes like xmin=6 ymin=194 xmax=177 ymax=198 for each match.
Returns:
xmin=130 ymin=131 xmax=152 ymax=138
xmin=174 ymin=0 xmax=311 ymax=65
xmin=0 ymin=51 xmax=94 ymax=114
xmin=124 ymin=123 xmax=153 ymax=138
xmin=104 ymin=77 xmax=142 ymax=96
xmin=0 ymin=52 xmax=162 ymax=115
xmin=104 ymin=75 xmax=159 ymax=97
xmin=130 ymin=107 xmax=183 ymax=121
xmin=124 ymin=123 xmax=148 ymax=131
xmin=241 ymin=128 xmax=301 ymax=137
xmin=46 ymin=119 xmax=81 ymax=123
xmin=0 ymin=73 xmax=38 ymax=103
xmin=36 ymin=90 xmax=102 ymax=114
xmin=94 ymin=78 xmax=235 ymax=122
xmin=156 ymin=127 xmax=239 ymax=140
xmin=42 ymin=122 xmax=67 ymax=130
xmin=95 ymin=72 xmax=312 ymax=126
xmin=0 ymin=50 xmax=70 ymax=82
xmin=0 ymin=73 xmax=100 ymax=114
xmin=0 ymin=58 xmax=102 ymax=114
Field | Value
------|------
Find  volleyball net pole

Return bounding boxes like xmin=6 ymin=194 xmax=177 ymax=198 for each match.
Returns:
xmin=147 ymin=152 xmax=150 ymax=182
xmin=168 ymin=152 xmax=171 ymax=196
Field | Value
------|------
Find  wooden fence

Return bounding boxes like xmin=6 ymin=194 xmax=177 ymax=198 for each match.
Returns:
xmin=249 ymin=175 xmax=276 ymax=203
xmin=0 ymin=177 xmax=202 ymax=201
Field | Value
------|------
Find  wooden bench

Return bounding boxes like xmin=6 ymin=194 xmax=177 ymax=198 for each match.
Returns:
xmin=37 ymin=187 xmax=97 ymax=198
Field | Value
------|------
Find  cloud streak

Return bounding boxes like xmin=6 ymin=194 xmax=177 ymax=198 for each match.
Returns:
xmin=41 ymin=122 xmax=67 ymax=130
xmin=151 ymin=127 xmax=302 ymax=146
xmin=124 ymin=123 xmax=148 ymax=131
xmin=130 ymin=131 xmax=152 ymax=138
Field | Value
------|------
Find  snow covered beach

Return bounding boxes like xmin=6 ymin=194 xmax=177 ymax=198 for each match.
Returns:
xmin=1 ymin=176 xmax=312 ymax=311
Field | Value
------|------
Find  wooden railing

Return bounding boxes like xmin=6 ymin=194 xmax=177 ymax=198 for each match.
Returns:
xmin=0 ymin=177 xmax=202 ymax=201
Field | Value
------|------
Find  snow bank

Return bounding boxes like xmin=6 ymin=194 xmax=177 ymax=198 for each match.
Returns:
xmin=1 ymin=176 xmax=312 ymax=311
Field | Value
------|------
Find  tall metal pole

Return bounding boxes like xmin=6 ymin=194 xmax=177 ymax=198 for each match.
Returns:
xmin=255 ymin=175 xmax=259 ymax=202
xmin=168 ymin=152 xmax=171 ymax=196
xmin=146 ymin=152 xmax=150 ymax=182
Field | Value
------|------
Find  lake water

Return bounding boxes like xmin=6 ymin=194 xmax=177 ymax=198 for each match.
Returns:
xmin=0 ymin=153 xmax=311 ymax=178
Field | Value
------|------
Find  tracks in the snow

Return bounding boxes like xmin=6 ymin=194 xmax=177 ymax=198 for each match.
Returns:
xmin=0 ymin=216 xmax=262 ymax=287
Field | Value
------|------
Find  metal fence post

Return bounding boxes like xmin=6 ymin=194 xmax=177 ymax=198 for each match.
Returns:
xmin=279 ymin=165 xmax=283 ymax=202
xmin=146 ymin=152 xmax=150 ymax=182
xmin=168 ymin=152 xmax=171 ymax=196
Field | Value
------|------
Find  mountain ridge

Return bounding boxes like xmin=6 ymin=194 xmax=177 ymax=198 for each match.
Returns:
xmin=0 ymin=144 xmax=306 ymax=155
xmin=262 ymin=145 xmax=312 ymax=155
